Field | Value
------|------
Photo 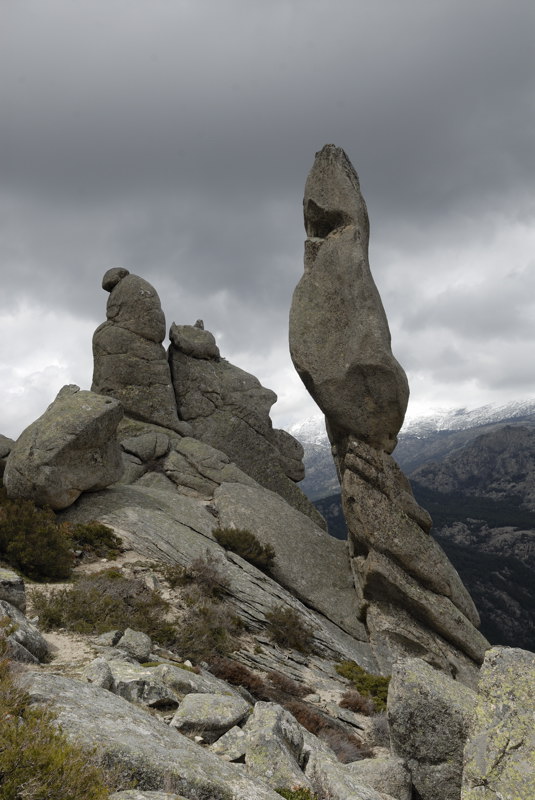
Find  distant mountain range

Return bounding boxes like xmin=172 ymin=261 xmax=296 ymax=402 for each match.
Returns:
xmin=290 ymin=400 xmax=535 ymax=651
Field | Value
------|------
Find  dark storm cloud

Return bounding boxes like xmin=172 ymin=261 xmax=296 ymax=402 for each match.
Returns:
xmin=1 ymin=0 xmax=535 ymax=435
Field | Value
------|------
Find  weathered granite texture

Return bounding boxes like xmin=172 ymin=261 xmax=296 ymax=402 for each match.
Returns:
xmin=92 ymin=269 xmax=183 ymax=433
xmin=4 ymin=385 xmax=123 ymax=509
xmin=289 ymin=146 xmax=488 ymax=684
xmin=0 ymin=434 xmax=14 ymax=479
xmin=388 ymin=658 xmax=477 ymax=800
xmin=169 ymin=322 xmax=324 ymax=526
xmin=289 ymin=144 xmax=409 ymax=459
xmin=342 ymin=436 xmax=488 ymax=684
xmin=462 ymin=646 xmax=535 ymax=799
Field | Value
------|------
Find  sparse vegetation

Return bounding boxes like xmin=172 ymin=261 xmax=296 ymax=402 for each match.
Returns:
xmin=0 ymin=650 xmax=116 ymax=799
xmin=31 ymin=568 xmax=176 ymax=645
xmin=209 ymin=658 xmax=269 ymax=698
xmin=173 ymin=602 xmax=243 ymax=662
xmin=265 ymin=605 xmax=314 ymax=653
xmin=267 ymin=670 xmax=310 ymax=699
xmin=276 ymin=788 xmax=318 ymax=800
xmin=284 ymin=700 xmax=371 ymax=762
xmin=162 ymin=553 xmax=230 ymax=599
xmin=213 ymin=527 xmax=275 ymax=572
xmin=339 ymin=688 xmax=375 ymax=715
xmin=335 ymin=660 xmax=390 ymax=712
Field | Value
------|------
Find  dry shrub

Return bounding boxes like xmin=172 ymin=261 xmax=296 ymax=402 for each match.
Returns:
xmin=284 ymin=701 xmax=370 ymax=763
xmin=339 ymin=689 xmax=375 ymax=716
xmin=276 ymin=789 xmax=318 ymax=800
xmin=209 ymin=658 xmax=268 ymax=698
xmin=31 ymin=568 xmax=175 ymax=645
xmin=162 ymin=553 xmax=230 ymax=599
xmin=335 ymin=660 xmax=390 ymax=712
xmin=265 ymin=605 xmax=314 ymax=654
xmin=173 ymin=602 xmax=242 ymax=663
xmin=318 ymin=727 xmax=372 ymax=763
xmin=267 ymin=670 xmax=310 ymax=699
xmin=212 ymin=527 xmax=275 ymax=572
xmin=368 ymin=712 xmax=391 ymax=747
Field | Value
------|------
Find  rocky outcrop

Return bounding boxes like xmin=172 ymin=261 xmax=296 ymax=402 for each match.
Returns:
xmin=289 ymin=145 xmax=488 ymax=684
xmin=21 ymin=672 xmax=282 ymax=800
xmin=289 ymin=144 xmax=409 ymax=460
xmin=168 ymin=321 xmax=323 ymax=526
xmin=92 ymin=269 xmax=184 ymax=433
xmin=59 ymin=481 xmax=378 ymax=670
xmin=388 ymin=658 xmax=477 ymax=800
xmin=3 ymin=385 xmax=123 ymax=509
xmin=0 ymin=434 xmax=14 ymax=480
xmin=462 ymin=647 xmax=535 ymax=799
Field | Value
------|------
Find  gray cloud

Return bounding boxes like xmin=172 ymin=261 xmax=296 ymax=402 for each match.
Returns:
xmin=1 ymin=0 xmax=535 ymax=437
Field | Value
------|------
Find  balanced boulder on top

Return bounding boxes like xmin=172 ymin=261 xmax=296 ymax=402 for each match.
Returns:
xmin=289 ymin=144 xmax=409 ymax=459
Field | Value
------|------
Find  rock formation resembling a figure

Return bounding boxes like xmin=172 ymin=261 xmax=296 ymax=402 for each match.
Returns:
xmin=290 ymin=145 xmax=488 ymax=684
xmin=91 ymin=268 xmax=183 ymax=433
xmin=289 ymin=144 xmax=409 ymax=462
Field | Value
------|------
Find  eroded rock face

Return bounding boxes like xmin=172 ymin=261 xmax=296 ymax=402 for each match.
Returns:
xmin=169 ymin=322 xmax=324 ymax=526
xmin=289 ymin=144 xmax=409 ymax=459
xmin=92 ymin=269 xmax=182 ymax=432
xmin=4 ymin=385 xmax=123 ymax=509
xmin=289 ymin=147 xmax=488 ymax=683
xmin=462 ymin=647 xmax=535 ymax=799
xmin=388 ymin=658 xmax=477 ymax=800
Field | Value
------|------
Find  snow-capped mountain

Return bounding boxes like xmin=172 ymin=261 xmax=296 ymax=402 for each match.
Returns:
xmin=289 ymin=399 xmax=535 ymax=447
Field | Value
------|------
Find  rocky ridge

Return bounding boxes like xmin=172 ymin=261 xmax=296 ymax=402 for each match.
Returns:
xmin=1 ymin=144 xmax=532 ymax=799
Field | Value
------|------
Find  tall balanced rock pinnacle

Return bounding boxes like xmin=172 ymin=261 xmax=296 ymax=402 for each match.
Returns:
xmin=92 ymin=268 xmax=182 ymax=432
xmin=290 ymin=147 xmax=488 ymax=684
xmin=289 ymin=144 xmax=409 ymax=458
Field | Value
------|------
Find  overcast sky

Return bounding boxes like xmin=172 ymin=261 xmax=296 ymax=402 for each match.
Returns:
xmin=1 ymin=0 xmax=534 ymax=440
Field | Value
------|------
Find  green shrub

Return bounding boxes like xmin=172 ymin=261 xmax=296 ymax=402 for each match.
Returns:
xmin=265 ymin=605 xmax=314 ymax=653
xmin=212 ymin=527 xmax=275 ymax=572
xmin=32 ymin=568 xmax=176 ymax=645
xmin=0 ymin=489 xmax=73 ymax=581
xmin=0 ymin=655 xmax=113 ymax=799
xmin=335 ymin=660 xmax=390 ymax=712
xmin=67 ymin=521 xmax=122 ymax=560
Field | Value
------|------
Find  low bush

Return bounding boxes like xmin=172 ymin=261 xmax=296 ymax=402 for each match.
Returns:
xmin=212 ymin=527 xmax=275 ymax=572
xmin=32 ymin=568 xmax=175 ymax=645
xmin=267 ymin=670 xmax=311 ymax=699
xmin=209 ymin=657 xmax=268 ymax=698
xmin=67 ymin=520 xmax=122 ymax=560
xmin=265 ymin=605 xmax=314 ymax=654
xmin=368 ymin=711 xmax=391 ymax=748
xmin=335 ymin=660 xmax=390 ymax=712
xmin=284 ymin=700 xmax=369 ymax=763
xmin=0 ymin=489 xmax=73 ymax=581
xmin=0 ymin=654 xmax=115 ymax=799
xmin=276 ymin=788 xmax=318 ymax=800
xmin=173 ymin=602 xmax=243 ymax=662
xmin=162 ymin=553 xmax=230 ymax=599
xmin=339 ymin=688 xmax=375 ymax=715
